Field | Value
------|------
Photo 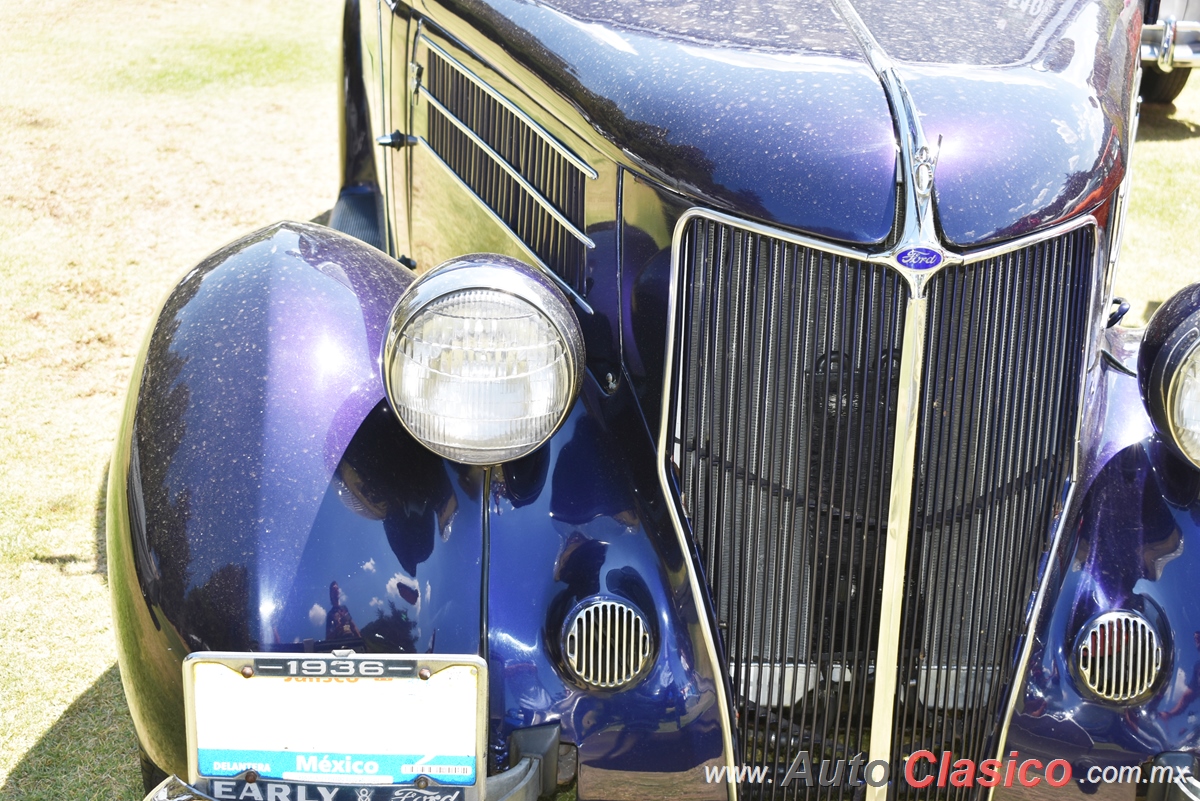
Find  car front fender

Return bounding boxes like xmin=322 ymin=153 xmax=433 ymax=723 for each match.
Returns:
xmin=107 ymin=222 xmax=483 ymax=777
xmin=999 ymin=327 xmax=1200 ymax=798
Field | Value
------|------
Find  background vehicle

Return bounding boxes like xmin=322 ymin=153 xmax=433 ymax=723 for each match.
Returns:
xmin=1141 ymin=0 xmax=1200 ymax=101
xmin=109 ymin=1 xmax=1200 ymax=800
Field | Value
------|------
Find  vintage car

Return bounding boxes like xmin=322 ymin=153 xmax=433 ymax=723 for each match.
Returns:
xmin=1140 ymin=0 xmax=1200 ymax=101
xmin=109 ymin=0 xmax=1200 ymax=800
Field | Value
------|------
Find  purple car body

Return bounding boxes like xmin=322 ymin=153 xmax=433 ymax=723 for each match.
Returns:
xmin=108 ymin=1 xmax=1200 ymax=801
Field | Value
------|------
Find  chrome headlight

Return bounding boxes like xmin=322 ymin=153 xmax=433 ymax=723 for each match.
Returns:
xmin=383 ymin=254 xmax=585 ymax=465
xmin=1139 ymin=282 xmax=1200 ymax=468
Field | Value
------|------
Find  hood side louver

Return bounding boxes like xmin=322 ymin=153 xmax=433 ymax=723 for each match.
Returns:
xmin=422 ymin=47 xmax=591 ymax=296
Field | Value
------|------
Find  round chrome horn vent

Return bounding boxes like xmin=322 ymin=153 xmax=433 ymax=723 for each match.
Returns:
xmin=562 ymin=598 xmax=654 ymax=690
xmin=1076 ymin=611 xmax=1164 ymax=703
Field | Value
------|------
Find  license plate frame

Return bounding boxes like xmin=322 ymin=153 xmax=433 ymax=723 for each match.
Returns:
xmin=183 ymin=651 xmax=486 ymax=798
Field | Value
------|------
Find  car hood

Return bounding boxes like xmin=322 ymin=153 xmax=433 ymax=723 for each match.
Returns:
xmin=423 ymin=0 xmax=1137 ymax=247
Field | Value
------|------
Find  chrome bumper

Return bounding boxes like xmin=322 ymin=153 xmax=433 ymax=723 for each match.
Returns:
xmin=143 ymin=756 xmax=548 ymax=801
xmin=1142 ymin=19 xmax=1200 ymax=70
xmin=143 ymin=777 xmax=213 ymax=801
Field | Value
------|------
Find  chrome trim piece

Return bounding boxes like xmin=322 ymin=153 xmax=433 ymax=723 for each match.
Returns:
xmin=1104 ymin=62 xmax=1140 ymax=315
xmin=382 ymin=253 xmax=586 ymax=465
xmin=415 ymin=139 xmax=595 ymax=314
xmin=1142 ymin=21 xmax=1200 ymax=68
xmin=563 ymin=598 xmax=654 ymax=689
xmin=952 ymin=215 xmax=1099 ymax=267
xmin=143 ymin=774 xmax=214 ymax=801
xmin=1076 ymin=611 xmax=1164 ymax=703
xmin=656 ymin=208 xmax=746 ymax=801
xmin=417 ymin=88 xmax=596 ymax=250
xmin=374 ymin=0 xmax=395 ymax=256
xmin=182 ymin=652 xmax=489 ymax=799
xmin=988 ymin=492 xmax=1077 ymax=787
xmin=651 ymin=205 xmax=1097 ymax=299
xmin=662 ymin=206 xmax=890 ymax=266
xmin=1164 ymin=333 xmax=1200 ymax=466
xmin=1161 ymin=17 xmax=1179 ymax=71
xmin=418 ymin=36 xmax=599 ymax=180
xmin=829 ymin=0 xmax=945 ymax=294
xmin=864 ymin=292 xmax=926 ymax=801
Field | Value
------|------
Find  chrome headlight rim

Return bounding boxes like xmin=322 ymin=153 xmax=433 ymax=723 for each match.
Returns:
xmin=1139 ymin=282 xmax=1200 ymax=469
xmin=1165 ymin=335 xmax=1200 ymax=465
xmin=382 ymin=253 xmax=585 ymax=466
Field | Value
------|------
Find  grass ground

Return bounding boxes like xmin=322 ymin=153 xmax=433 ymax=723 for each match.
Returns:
xmin=0 ymin=3 xmax=1197 ymax=799
xmin=0 ymin=0 xmax=339 ymax=797
xmin=1114 ymin=83 xmax=1200 ymax=323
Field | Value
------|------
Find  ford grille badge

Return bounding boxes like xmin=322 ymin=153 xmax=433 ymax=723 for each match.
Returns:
xmin=896 ymin=247 xmax=943 ymax=270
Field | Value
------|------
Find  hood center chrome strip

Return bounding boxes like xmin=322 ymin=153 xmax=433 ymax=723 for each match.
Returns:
xmin=829 ymin=5 xmax=932 ymax=794
xmin=830 ymin=0 xmax=948 ymax=296
xmin=867 ymin=293 xmax=926 ymax=801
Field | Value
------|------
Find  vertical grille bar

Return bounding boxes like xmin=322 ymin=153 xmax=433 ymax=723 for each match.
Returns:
xmin=423 ymin=50 xmax=589 ymax=294
xmin=891 ymin=227 xmax=1093 ymax=801
xmin=670 ymin=215 xmax=908 ymax=800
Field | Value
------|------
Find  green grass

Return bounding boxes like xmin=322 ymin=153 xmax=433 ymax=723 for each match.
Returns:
xmin=1 ymin=666 xmax=141 ymax=800
xmin=116 ymin=36 xmax=326 ymax=93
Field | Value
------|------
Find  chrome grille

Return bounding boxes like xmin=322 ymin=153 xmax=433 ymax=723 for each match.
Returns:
xmin=564 ymin=599 xmax=653 ymax=689
xmin=1077 ymin=612 xmax=1163 ymax=703
xmin=668 ymin=215 xmax=908 ymax=797
xmin=666 ymin=211 xmax=1095 ymax=800
xmin=893 ymin=227 xmax=1092 ymax=800
xmin=423 ymin=49 xmax=589 ymax=294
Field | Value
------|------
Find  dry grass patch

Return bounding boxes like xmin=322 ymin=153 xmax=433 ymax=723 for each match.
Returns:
xmin=0 ymin=0 xmax=340 ymax=795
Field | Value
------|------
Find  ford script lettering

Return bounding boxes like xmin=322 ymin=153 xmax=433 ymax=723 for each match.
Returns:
xmin=896 ymin=247 xmax=943 ymax=269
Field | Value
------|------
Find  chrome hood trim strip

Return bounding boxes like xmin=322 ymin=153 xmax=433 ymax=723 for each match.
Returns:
xmin=830 ymin=0 xmax=946 ymax=295
xmin=657 ymin=209 xmax=743 ymax=801
xmin=867 ymin=292 xmax=926 ymax=801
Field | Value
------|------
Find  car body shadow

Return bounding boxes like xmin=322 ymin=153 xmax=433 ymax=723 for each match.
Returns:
xmin=1138 ymin=103 xmax=1200 ymax=141
xmin=0 ymin=664 xmax=141 ymax=799
xmin=95 ymin=461 xmax=109 ymax=578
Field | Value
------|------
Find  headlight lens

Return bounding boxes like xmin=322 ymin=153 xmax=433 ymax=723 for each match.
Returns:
xmin=1139 ymin=282 xmax=1200 ymax=468
xmin=1168 ymin=339 xmax=1200 ymax=461
xmin=383 ymin=254 xmax=584 ymax=465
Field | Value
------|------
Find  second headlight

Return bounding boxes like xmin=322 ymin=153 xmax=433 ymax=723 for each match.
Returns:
xmin=1139 ymin=282 xmax=1200 ymax=468
xmin=383 ymin=254 xmax=585 ymax=465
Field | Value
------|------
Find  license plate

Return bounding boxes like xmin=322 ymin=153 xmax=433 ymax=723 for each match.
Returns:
xmin=184 ymin=652 xmax=485 ymax=792
xmin=202 ymin=779 xmax=466 ymax=800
